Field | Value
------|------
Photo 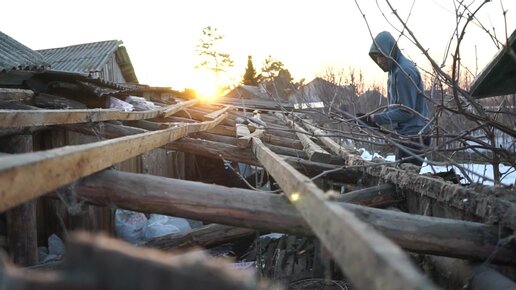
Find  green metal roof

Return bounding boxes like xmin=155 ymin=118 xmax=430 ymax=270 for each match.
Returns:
xmin=469 ymin=30 xmax=516 ymax=98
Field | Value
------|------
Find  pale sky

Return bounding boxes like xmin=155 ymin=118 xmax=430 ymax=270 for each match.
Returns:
xmin=2 ymin=0 xmax=515 ymax=93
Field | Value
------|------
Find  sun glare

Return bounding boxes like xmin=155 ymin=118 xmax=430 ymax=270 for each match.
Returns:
xmin=194 ymin=84 xmax=220 ymax=103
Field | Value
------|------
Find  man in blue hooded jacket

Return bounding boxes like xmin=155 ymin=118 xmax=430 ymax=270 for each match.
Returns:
xmin=361 ymin=31 xmax=430 ymax=166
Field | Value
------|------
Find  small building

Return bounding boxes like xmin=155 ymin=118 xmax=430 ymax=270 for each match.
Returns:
xmin=37 ymin=40 xmax=138 ymax=84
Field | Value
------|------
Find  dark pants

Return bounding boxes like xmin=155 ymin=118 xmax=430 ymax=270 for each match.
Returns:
xmin=395 ymin=135 xmax=431 ymax=167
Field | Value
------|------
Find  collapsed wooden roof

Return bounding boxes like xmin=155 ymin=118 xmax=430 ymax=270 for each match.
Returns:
xmin=1 ymin=84 xmax=516 ymax=289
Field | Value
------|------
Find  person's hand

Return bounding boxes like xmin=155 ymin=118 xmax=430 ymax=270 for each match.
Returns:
xmin=356 ymin=113 xmax=378 ymax=128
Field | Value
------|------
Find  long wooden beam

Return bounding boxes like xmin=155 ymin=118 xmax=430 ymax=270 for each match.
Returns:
xmin=250 ymin=137 xmax=438 ymax=290
xmin=0 ymin=113 xmax=225 ymax=212
xmin=0 ymin=99 xmax=197 ymax=128
xmin=303 ymin=120 xmax=516 ymax=231
xmin=275 ymin=113 xmax=332 ymax=163
xmin=72 ymin=170 xmax=516 ymax=266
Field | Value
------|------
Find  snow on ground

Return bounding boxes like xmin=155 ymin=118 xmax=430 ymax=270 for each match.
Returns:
xmin=358 ymin=148 xmax=515 ymax=186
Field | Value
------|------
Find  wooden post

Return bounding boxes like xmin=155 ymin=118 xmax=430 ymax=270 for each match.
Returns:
xmin=0 ymin=135 xmax=38 ymax=266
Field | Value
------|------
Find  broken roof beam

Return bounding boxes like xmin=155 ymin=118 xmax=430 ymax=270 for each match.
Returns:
xmin=0 ymin=99 xmax=197 ymax=128
xmin=274 ymin=112 xmax=332 ymax=163
xmin=0 ymin=114 xmax=225 ymax=212
xmin=304 ymin=122 xmax=516 ymax=231
xmin=73 ymin=169 xmax=516 ymax=266
xmin=250 ymin=137 xmax=438 ymax=290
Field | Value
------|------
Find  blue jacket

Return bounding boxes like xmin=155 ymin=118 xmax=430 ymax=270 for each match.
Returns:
xmin=369 ymin=31 xmax=429 ymax=136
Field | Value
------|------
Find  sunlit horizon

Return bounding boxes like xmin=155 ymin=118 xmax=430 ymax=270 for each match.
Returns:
xmin=1 ymin=1 xmax=515 ymax=92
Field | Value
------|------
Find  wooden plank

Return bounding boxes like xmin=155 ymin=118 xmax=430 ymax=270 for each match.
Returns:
xmin=274 ymin=113 xmax=332 ymax=163
xmin=250 ymin=137 xmax=438 ymax=290
xmin=0 ymin=114 xmax=225 ymax=212
xmin=303 ymin=120 xmax=358 ymax=159
xmin=0 ymin=99 xmax=197 ymax=128
xmin=73 ymin=170 xmax=516 ymax=266
xmin=161 ymin=99 xmax=198 ymax=117
xmin=237 ymin=129 xmax=264 ymax=149
xmin=202 ymin=105 xmax=231 ymax=121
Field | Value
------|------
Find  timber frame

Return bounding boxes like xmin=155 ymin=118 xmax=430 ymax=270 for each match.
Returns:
xmin=1 ymin=87 xmax=515 ymax=290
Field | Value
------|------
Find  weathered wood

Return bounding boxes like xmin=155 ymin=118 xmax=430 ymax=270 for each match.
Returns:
xmin=202 ymin=105 xmax=231 ymax=121
xmin=161 ymin=99 xmax=198 ymax=117
xmin=66 ymin=122 xmax=309 ymax=164
xmin=73 ymin=170 xmax=516 ymax=266
xmin=303 ymin=120 xmax=359 ymax=158
xmin=275 ymin=113 xmax=332 ymax=163
xmin=330 ymin=183 xmax=399 ymax=207
xmin=238 ymin=129 xmax=265 ymax=149
xmin=142 ymin=224 xmax=255 ymax=250
xmin=428 ymin=256 xmax=516 ymax=290
xmin=0 ymin=114 xmax=225 ymax=212
xmin=34 ymin=93 xmax=87 ymax=109
xmin=0 ymin=135 xmax=38 ymax=266
xmin=250 ymin=137 xmax=437 ymax=290
xmin=0 ymin=99 xmax=197 ymax=128
xmin=236 ymin=123 xmax=251 ymax=149
xmin=304 ymin=120 xmax=516 ymax=231
xmin=207 ymin=124 xmax=235 ymax=137
xmin=0 ymin=232 xmax=274 ymax=290
xmin=283 ymin=156 xmax=363 ymax=183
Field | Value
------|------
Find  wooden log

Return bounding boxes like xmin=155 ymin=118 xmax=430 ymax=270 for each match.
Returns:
xmin=0 ymin=99 xmax=197 ymax=128
xmin=329 ymin=183 xmax=399 ymax=207
xmin=0 ymin=114 xmax=225 ymax=212
xmin=274 ymin=113 xmax=332 ymax=163
xmin=427 ymin=256 xmax=516 ymax=290
xmin=250 ymin=137 xmax=438 ymax=290
xmin=304 ymin=121 xmax=516 ymax=231
xmin=73 ymin=170 xmax=516 ymax=266
xmin=142 ymin=224 xmax=255 ymax=250
xmin=0 ymin=135 xmax=38 ymax=266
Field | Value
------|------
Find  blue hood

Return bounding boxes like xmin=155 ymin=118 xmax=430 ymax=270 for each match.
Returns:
xmin=369 ymin=31 xmax=401 ymax=72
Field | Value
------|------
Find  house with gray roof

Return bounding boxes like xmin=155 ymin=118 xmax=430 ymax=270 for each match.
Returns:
xmin=37 ymin=40 xmax=138 ymax=84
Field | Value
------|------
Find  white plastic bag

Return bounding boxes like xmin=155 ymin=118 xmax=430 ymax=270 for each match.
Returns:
xmin=125 ymin=96 xmax=156 ymax=111
xmin=115 ymin=209 xmax=148 ymax=244
xmin=109 ymin=97 xmax=134 ymax=112
xmin=142 ymin=214 xmax=191 ymax=240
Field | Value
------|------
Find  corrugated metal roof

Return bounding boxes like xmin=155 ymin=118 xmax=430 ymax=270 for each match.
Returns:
xmin=37 ymin=40 xmax=138 ymax=83
xmin=470 ymin=30 xmax=516 ymax=98
xmin=37 ymin=40 xmax=121 ymax=74
xmin=0 ymin=31 xmax=49 ymax=72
